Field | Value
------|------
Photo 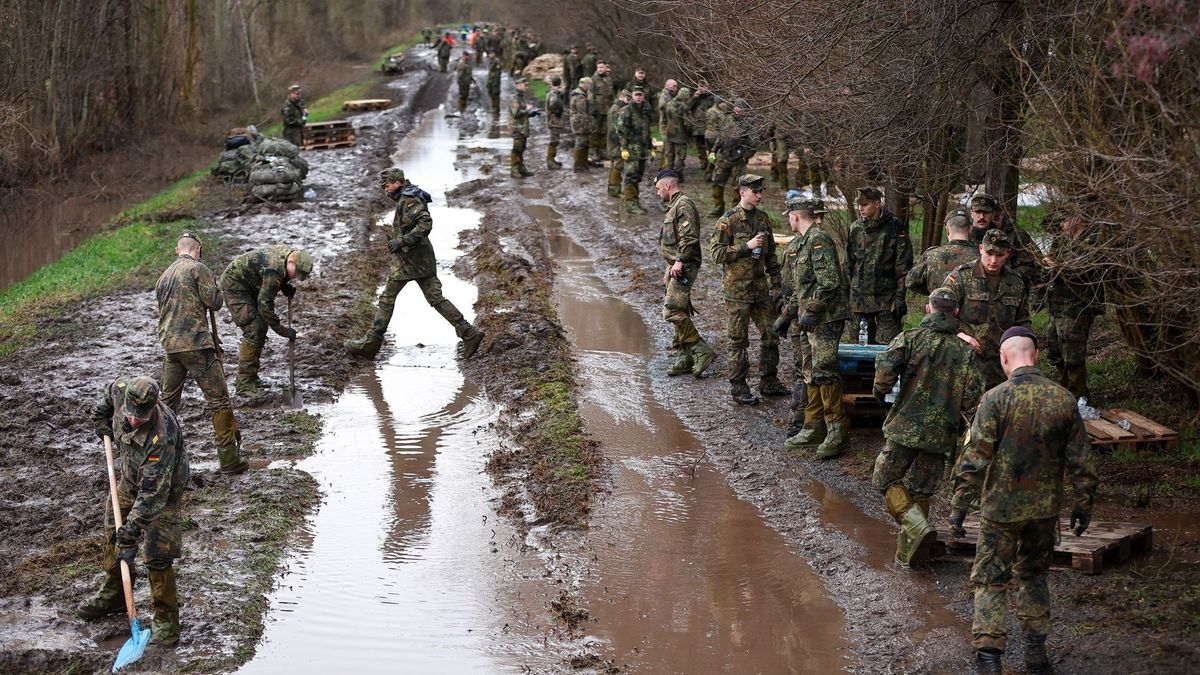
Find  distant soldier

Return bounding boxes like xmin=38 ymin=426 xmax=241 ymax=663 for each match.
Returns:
xmin=569 ymin=77 xmax=594 ymax=172
xmin=155 ymin=232 xmax=247 ymax=474
xmin=707 ymin=99 xmax=755 ymax=217
xmin=616 ymin=86 xmax=654 ymax=213
xmin=779 ymin=198 xmax=852 ymax=458
xmin=345 ymin=169 xmax=484 ymax=359
xmin=605 ymin=89 xmax=631 ymax=197
xmin=509 ymin=77 xmax=537 ymax=178
xmin=950 ymin=326 xmax=1097 ymax=675
xmin=422 ymin=26 xmax=433 ymax=46
xmin=1043 ymin=211 xmax=1105 ymax=400
xmin=435 ymin=32 xmax=453 ymax=72
xmin=907 ymin=208 xmax=977 ymax=296
xmin=545 ymin=76 xmax=566 ymax=169
xmin=655 ymin=169 xmax=716 ymax=378
xmin=280 ymin=84 xmax=307 ymax=148
xmin=486 ymin=52 xmax=502 ymax=112
xmin=968 ymin=193 xmax=1041 ymax=286
xmin=219 ymin=246 xmax=311 ymax=397
xmin=580 ymin=44 xmax=599 ymax=84
xmin=688 ymin=86 xmax=716 ymax=179
xmin=708 ymin=174 xmax=788 ymax=405
xmin=847 ymin=186 xmax=914 ymax=344
xmin=588 ymin=60 xmax=615 ymax=163
xmin=871 ymin=288 xmax=981 ymax=567
xmin=943 ymin=229 xmax=1032 ymax=390
xmin=79 ymin=375 xmax=188 ymax=647
xmin=455 ymin=52 xmax=474 ymax=111
xmin=628 ymin=67 xmax=657 ymax=115
xmin=563 ymin=45 xmax=580 ymax=92
xmin=657 ymin=79 xmax=678 ymax=135
xmin=664 ymin=87 xmax=692 ymax=177
xmin=770 ymin=124 xmax=794 ymax=188
xmin=704 ymin=100 xmax=730 ymax=178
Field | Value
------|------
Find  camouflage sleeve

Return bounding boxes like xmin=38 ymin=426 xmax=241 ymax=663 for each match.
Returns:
xmin=402 ymin=199 xmax=434 ymax=245
xmin=960 ymin=359 xmax=983 ymax=422
xmin=196 ymin=263 xmax=223 ymax=312
xmin=615 ymin=108 xmax=631 ymax=147
xmin=845 ymin=225 xmax=862 ymax=280
xmin=126 ymin=432 xmax=180 ymax=535
xmin=895 ymin=228 xmax=914 ymax=301
xmin=91 ymin=379 xmax=118 ymax=439
xmin=678 ymin=201 xmax=702 ymax=264
xmin=257 ymin=270 xmax=286 ymax=335
xmin=281 ymin=104 xmax=301 ymax=126
xmin=873 ymin=333 xmax=907 ymax=398
xmin=1015 ymin=286 xmax=1032 ymax=328
xmin=708 ymin=219 xmax=743 ymax=264
xmin=806 ymin=237 xmax=841 ymax=313
xmin=952 ymin=391 xmax=999 ymax=511
xmin=764 ymin=225 xmax=781 ymax=288
xmin=906 ymin=251 xmax=930 ymax=294
xmin=1065 ymin=408 xmax=1099 ymax=514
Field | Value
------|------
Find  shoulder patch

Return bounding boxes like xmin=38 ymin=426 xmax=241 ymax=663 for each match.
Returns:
xmin=151 ymin=435 xmax=158 ymax=444
xmin=148 ymin=454 xmax=160 ymax=462
xmin=947 ymin=274 xmax=957 ymax=281
xmin=813 ymin=243 xmax=823 ymax=249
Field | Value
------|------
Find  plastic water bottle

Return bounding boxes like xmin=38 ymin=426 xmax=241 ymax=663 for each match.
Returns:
xmin=858 ymin=318 xmax=869 ymax=345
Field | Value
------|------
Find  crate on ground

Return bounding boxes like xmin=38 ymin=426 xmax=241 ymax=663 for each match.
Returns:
xmin=943 ymin=515 xmax=1153 ymax=574
xmin=342 ymin=99 xmax=392 ymax=112
xmin=837 ymin=343 xmax=888 ymax=414
xmin=303 ymin=120 xmax=356 ymax=150
xmin=1085 ymin=408 xmax=1178 ymax=451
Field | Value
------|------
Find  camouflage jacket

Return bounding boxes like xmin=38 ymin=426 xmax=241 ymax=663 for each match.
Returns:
xmin=660 ymin=191 xmax=702 ymax=266
xmin=969 ymin=218 xmax=1040 ymax=287
xmin=580 ymin=52 xmax=598 ymax=79
xmin=546 ymin=88 xmax=566 ymax=129
xmin=606 ymin=100 xmax=626 ymax=157
xmin=220 ymin=245 xmax=293 ymax=336
xmin=665 ymin=92 xmax=691 ymax=143
xmin=656 ymin=89 xmax=674 ymax=129
xmin=787 ymin=224 xmax=851 ymax=323
xmin=952 ymin=365 xmax=1098 ymax=522
xmin=281 ymin=98 xmax=305 ymax=129
xmin=1045 ymin=224 xmax=1105 ymax=318
xmin=906 ymin=239 xmax=977 ymax=296
xmin=704 ymin=105 xmax=726 ymax=144
xmin=714 ymin=114 xmax=755 ymax=162
xmin=455 ymin=59 xmax=473 ymax=89
xmin=92 ymin=378 xmax=190 ymax=533
xmin=875 ymin=312 xmax=982 ymax=454
xmin=436 ymin=40 xmax=452 ymax=59
xmin=486 ymin=61 xmax=502 ymax=96
xmin=156 ymin=254 xmax=222 ymax=354
xmin=709 ymin=205 xmax=780 ymax=303
xmin=847 ymin=211 xmax=913 ymax=313
xmin=569 ymin=88 xmax=593 ymax=135
xmin=616 ymin=100 xmax=653 ymax=158
xmin=386 ymin=183 xmax=438 ymax=280
xmin=686 ymin=91 xmax=714 ymax=135
xmin=629 ymin=77 xmax=657 ymax=108
xmin=509 ymin=90 xmax=534 ymax=138
xmin=943 ymin=260 xmax=1031 ymax=360
xmin=590 ymin=73 xmax=615 ymax=116
xmin=563 ymin=53 xmax=579 ymax=84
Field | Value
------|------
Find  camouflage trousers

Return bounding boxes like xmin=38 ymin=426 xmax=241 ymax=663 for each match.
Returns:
xmin=161 ymin=348 xmax=238 ymax=450
xmin=663 ymin=263 xmax=700 ymax=350
xmin=103 ymin=496 xmax=184 ymax=572
xmin=589 ymin=114 xmax=607 ymax=158
xmin=282 ymin=126 xmax=304 ymax=148
xmin=663 ymin=141 xmax=688 ymax=174
xmin=224 ymin=291 xmax=272 ymax=349
xmin=871 ymin=441 xmax=946 ymax=498
xmin=711 ymin=155 xmax=748 ymax=188
xmin=511 ymin=135 xmax=528 ymax=168
xmin=975 ymin=351 xmax=1006 ymax=392
xmin=724 ymin=298 xmax=780 ymax=386
xmin=799 ymin=320 xmax=845 ymax=385
xmin=971 ymin=516 xmax=1057 ymax=651
xmin=622 ymin=158 xmax=647 ymax=186
xmin=438 ymin=56 xmax=449 ymax=72
xmin=372 ymin=274 xmax=471 ymax=338
xmin=489 ymin=91 xmax=500 ymax=112
xmin=457 ymin=85 xmax=469 ymax=111
xmin=858 ymin=311 xmax=902 ymax=346
xmin=1047 ymin=311 xmax=1096 ymax=400
xmin=548 ymin=126 xmax=562 ymax=147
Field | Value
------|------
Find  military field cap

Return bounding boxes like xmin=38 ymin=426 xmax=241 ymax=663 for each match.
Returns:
xmin=379 ymin=168 xmax=405 ymax=184
xmin=784 ymin=197 xmax=828 ymax=215
xmin=944 ymin=208 xmax=971 ymax=229
xmin=551 ymin=76 xmax=562 ymax=86
xmin=678 ymin=86 xmax=692 ymax=97
xmin=654 ymin=169 xmax=680 ymax=183
xmin=631 ymin=85 xmax=646 ymax=94
xmin=579 ymin=76 xmax=593 ymax=85
xmin=856 ymin=186 xmax=884 ymax=202
xmin=288 ymin=84 xmax=301 ymax=92
xmin=618 ymin=89 xmax=631 ymax=98
xmin=291 ymin=249 xmax=314 ymax=280
xmin=1000 ymin=325 xmax=1037 ymax=348
xmin=121 ymin=376 xmax=160 ymax=420
xmin=928 ymin=287 xmax=959 ymax=307
xmin=179 ymin=231 xmax=202 ymax=247
xmin=515 ymin=77 xmax=528 ymax=85
xmin=970 ymin=193 xmax=999 ymax=212
xmin=737 ymin=174 xmax=766 ymax=189
xmin=981 ymin=228 xmax=1012 ymax=252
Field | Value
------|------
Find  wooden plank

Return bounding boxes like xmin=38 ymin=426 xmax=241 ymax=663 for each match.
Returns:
xmin=342 ymin=98 xmax=391 ymax=111
xmin=1086 ymin=418 xmax=1137 ymax=442
xmin=941 ymin=517 xmax=1152 ymax=575
xmin=1106 ymin=409 xmax=1177 ymax=439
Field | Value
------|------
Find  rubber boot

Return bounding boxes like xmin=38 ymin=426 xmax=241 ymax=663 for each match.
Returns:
xmin=460 ymin=327 xmax=485 ymax=359
xmin=345 ymin=331 xmax=384 ymax=358
xmin=815 ymin=382 xmax=848 ymax=458
xmin=691 ymin=340 xmax=716 ymax=378
xmin=608 ymin=167 xmax=622 ymax=197
xmin=626 ymin=183 xmax=648 ymax=214
xmin=1025 ymin=635 xmax=1053 ymax=674
xmin=975 ymin=648 xmax=1002 ymax=675
xmin=518 ymin=160 xmax=534 ymax=177
xmin=573 ymin=146 xmax=590 ymax=172
xmin=213 ymin=409 xmax=249 ymax=474
xmin=510 ymin=153 xmax=523 ymax=178
xmin=667 ymin=349 xmax=694 ymax=376
xmin=895 ymin=503 xmax=936 ymax=567
xmin=235 ymin=343 xmax=265 ymax=396
xmin=217 ymin=445 xmax=249 ymax=475
xmin=547 ymin=144 xmax=562 ymax=169
xmin=760 ymin=378 xmax=790 ymax=397
xmin=730 ymin=380 xmax=760 ymax=406
xmin=816 ymin=421 xmax=849 ymax=459
xmin=707 ymin=184 xmax=725 ymax=217
xmin=76 ymin=569 xmax=124 ymax=619
xmin=148 ymin=567 xmax=180 ymax=647
xmin=785 ymin=388 xmax=826 ymax=447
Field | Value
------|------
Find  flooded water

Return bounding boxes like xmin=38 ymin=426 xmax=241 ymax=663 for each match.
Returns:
xmin=529 ymin=201 xmax=852 ymax=672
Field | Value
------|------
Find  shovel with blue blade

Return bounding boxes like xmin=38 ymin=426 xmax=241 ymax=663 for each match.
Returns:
xmin=103 ymin=436 xmax=152 ymax=672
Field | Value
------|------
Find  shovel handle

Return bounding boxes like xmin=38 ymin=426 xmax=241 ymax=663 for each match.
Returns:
xmin=209 ymin=309 xmax=223 ymax=357
xmin=103 ymin=436 xmax=138 ymax=620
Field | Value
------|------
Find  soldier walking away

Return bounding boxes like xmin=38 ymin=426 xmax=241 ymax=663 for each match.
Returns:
xmin=156 ymin=232 xmax=248 ymax=474
xmin=617 ymin=86 xmax=654 ymax=213
xmin=950 ymin=326 xmax=1097 ymax=675
xmin=778 ymin=198 xmax=852 ymax=458
xmin=655 ymin=169 xmax=716 ymax=378
xmin=871 ymin=288 xmax=982 ymax=566
xmin=486 ymin=52 xmax=502 ymax=113
xmin=708 ymin=174 xmax=789 ymax=405
xmin=968 ymin=193 xmax=1041 ymax=286
xmin=79 ymin=376 xmax=189 ymax=647
xmin=545 ymin=77 xmax=566 ymax=169
xmin=907 ymin=208 xmax=978 ymax=297
xmin=606 ymin=89 xmax=631 ymax=197
xmin=509 ymin=78 xmax=537 ymax=177
xmin=1043 ymin=210 xmax=1105 ymax=401
xmin=708 ymin=100 xmax=756 ymax=218
xmin=281 ymin=84 xmax=307 ymax=149
xmin=455 ymin=52 xmax=474 ymax=111
xmin=848 ymin=186 xmax=914 ymax=344
xmin=588 ymin=60 xmax=615 ymax=164
xmin=570 ymin=77 xmax=594 ymax=172
xmin=345 ymin=169 xmax=484 ymax=359
xmin=435 ymin=32 xmax=454 ymax=72
xmin=219 ymin=245 xmax=313 ymax=397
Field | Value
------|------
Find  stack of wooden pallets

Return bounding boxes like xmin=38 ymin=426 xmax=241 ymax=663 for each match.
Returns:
xmin=944 ymin=516 xmax=1154 ymax=574
xmin=303 ymin=121 xmax=356 ymax=150
xmin=342 ymin=99 xmax=392 ymax=112
xmin=1085 ymin=408 xmax=1178 ymax=450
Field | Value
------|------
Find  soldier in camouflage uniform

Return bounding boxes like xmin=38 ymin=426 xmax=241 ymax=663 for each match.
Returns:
xmin=778 ymin=198 xmax=852 ymax=457
xmin=563 ymin=46 xmax=580 ymax=92
xmin=79 ymin=376 xmax=189 ymax=646
xmin=657 ymin=79 xmax=678 ymax=138
xmin=435 ymin=33 xmax=453 ymax=72
xmin=156 ymin=233 xmax=247 ymax=474
xmin=219 ymin=245 xmax=312 ymax=396
xmin=968 ymin=193 xmax=1041 ymax=287
xmin=569 ymin=77 xmax=594 ymax=172
xmin=588 ymin=60 xmax=615 ymax=163
xmin=616 ymin=86 xmax=654 ymax=214
xmin=1043 ymin=213 xmax=1105 ymax=400
xmin=688 ymin=86 xmax=716 ymax=179
xmin=704 ymin=100 xmax=730 ymax=181
xmin=655 ymin=169 xmax=716 ymax=378
xmin=345 ymin=169 xmax=484 ymax=360
xmin=847 ymin=186 xmax=914 ymax=344
xmin=663 ymin=87 xmax=692 ymax=178
xmin=872 ymin=288 xmax=982 ymax=566
xmin=772 ymin=197 xmax=821 ymax=435
xmin=486 ymin=52 xmax=502 ymax=112
xmin=280 ymin=84 xmax=307 ymax=148
xmin=709 ymin=174 xmax=788 ymax=405
xmin=509 ymin=78 xmax=537 ymax=178
xmin=605 ymin=89 xmax=630 ymax=197
xmin=907 ymin=208 xmax=977 ymax=296
xmin=580 ymin=45 xmax=599 ymax=89
xmin=950 ymin=327 xmax=1097 ymax=675
xmin=455 ymin=52 xmax=474 ymax=111
xmin=629 ymin=68 xmax=657 ymax=115
xmin=708 ymin=100 xmax=756 ymax=218
xmin=545 ymin=77 xmax=566 ymax=169
xmin=943 ymin=229 xmax=1032 ymax=390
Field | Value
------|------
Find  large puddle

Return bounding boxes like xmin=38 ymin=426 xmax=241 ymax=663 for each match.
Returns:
xmin=530 ymin=202 xmax=852 ymax=671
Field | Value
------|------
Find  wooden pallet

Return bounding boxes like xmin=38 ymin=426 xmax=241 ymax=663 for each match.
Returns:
xmin=944 ymin=516 xmax=1153 ymax=574
xmin=304 ymin=140 xmax=357 ymax=150
xmin=1085 ymin=408 xmax=1178 ymax=450
xmin=303 ymin=120 xmax=356 ymax=150
xmin=342 ymin=98 xmax=392 ymax=111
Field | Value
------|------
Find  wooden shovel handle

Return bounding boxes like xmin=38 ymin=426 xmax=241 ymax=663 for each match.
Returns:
xmin=103 ymin=436 xmax=138 ymax=620
xmin=209 ymin=309 xmax=223 ymax=357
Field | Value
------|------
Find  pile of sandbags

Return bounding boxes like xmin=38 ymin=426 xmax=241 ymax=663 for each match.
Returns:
xmin=211 ymin=133 xmax=257 ymax=181
xmin=248 ymin=137 xmax=309 ymax=202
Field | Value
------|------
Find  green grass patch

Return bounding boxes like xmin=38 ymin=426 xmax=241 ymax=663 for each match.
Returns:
xmin=528 ymin=79 xmax=549 ymax=102
xmin=373 ymin=35 xmax=422 ymax=71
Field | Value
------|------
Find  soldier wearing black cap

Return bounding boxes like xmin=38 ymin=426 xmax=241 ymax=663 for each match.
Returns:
xmin=847 ymin=185 xmax=913 ymax=345
xmin=950 ymin=325 xmax=1097 ymax=675
xmin=545 ymin=76 xmax=567 ymax=169
xmin=655 ymin=169 xmax=716 ymax=377
xmin=968 ymin=193 xmax=1041 ymax=285
xmin=907 ymin=208 xmax=978 ymax=296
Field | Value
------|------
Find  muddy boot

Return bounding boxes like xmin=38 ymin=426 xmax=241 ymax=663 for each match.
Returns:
xmin=77 ymin=569 xmax=124 ymax=619
xmin=546 ymin=144 xmax=562 ymax=169
xmin=518 ymin=161 xmax=534 ymax=178
xmin=667 ymin=349 xmax=694 ymax=376
xmin=975 ymin=648 xmax=1002 ymax=675
xmin=573 ymin=146 xmax=590 ymax=172
xmin=786 ymin=381 xmax=809 ymax=436
xmin=627 ymin=183 xmax=648 ymax=214
xmin=459 ymin=327 xmax=485 ymax=359
xmin=217 ymin=444 xmax=249 ymax=475
xmin=707 ymin=184 xmax=725 ymax=217
xmin=607 ymin=166 xmax=622 ymax=197
xmin=691 ymin=340 xmax=716 ymax=378
xmin=816 ymin=421 xmax=849 ymax=459
xmin=148 ymin=567 xmax=180 ymax=647
xmin=730 ymin=380 xmax=760 ymax=406
xmin=213 ymin=409 xmax=249 ymax=474
xmin=759 ymin=378 xmax=790 ymax=397
xmin=785 ymin=387 xmax=826 ymax=447
xmin=235 ymin=343 xmax=265 ymax=396
xmin=1025 ymin=635 xmax=1053 ymax=674
xmin=510 ymin=153 xmax=523 ymax=178
xmin=345 ymin=331 xmax=384 ymax=359
xmin=895 ymin=504 xmax=936 ymax=567
xmin=815 ymin=382 xmax=848 ymax=457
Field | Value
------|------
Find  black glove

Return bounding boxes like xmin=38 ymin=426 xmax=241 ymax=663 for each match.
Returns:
xmin=115 ymin=523 xmax=139 ymax=549
xmin=771 ymin=314 xmax=791 ymax=339
xmin=772 ymin=291 xmax=787 ymax=314
xmin=281 ymin=282 xmax=296 ymax=299
xmin=280 ymin=326 xmax=298 ymax=340
xmin=116 ymin=546 xmax=137 ymax=570
xmin=1070 ymin=508 xmax=1091 ymax=536
xmin=949 ymin=509 xmax=967 ymax=538
xmin=796 ymin=311 xmax=818 ymax=331
xmin=387 ymin=238 xmax=405 ymax=254
xmin=892 ymin=298 xmax=907 ymax=322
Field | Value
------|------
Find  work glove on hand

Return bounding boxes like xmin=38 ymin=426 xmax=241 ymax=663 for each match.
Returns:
xmin=620 ymin=148 xmax=630 ymax=161
xmin=707 ymin=152 xmax=717 ymax=164
xmin=796 ymin=311 xmax=818 ymax=331
xmin=771 ymin=314 xmax=790 ymax=339
xmin=116 ymin=523 xmax=140 ymax=549
xmin=387 ymin=238 xmax=405 ymax=254
xmin=116 ymin=546 xmax=137 ymax=570
xmin=1070 ymin=508 xmax=1091 ymax=536
xmin=280 ymin=283 xmax=296 ymax=299
xmin=649 ymin=149 xmax=658 ymax=160
xmin=949 ymin=509 xmax=967 ymax=538
xmin=280 ymin=326 xmax=298 ymax=341
xmin=892 ymin=297 xmax=907 ymax=322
